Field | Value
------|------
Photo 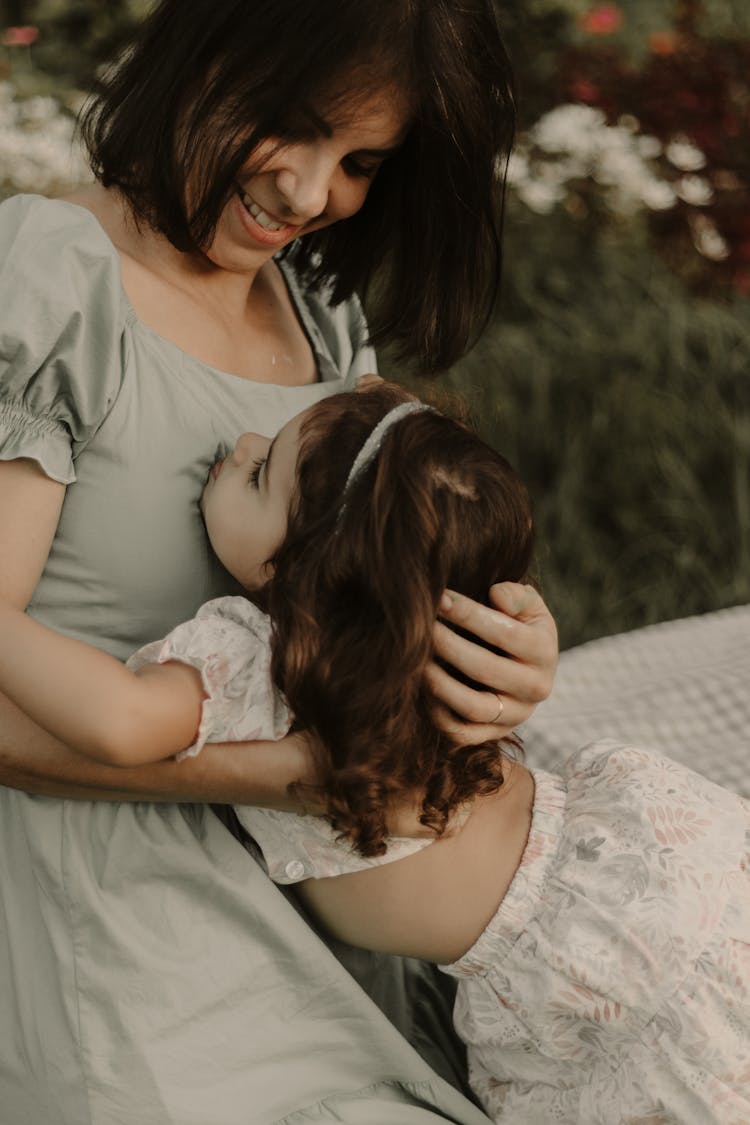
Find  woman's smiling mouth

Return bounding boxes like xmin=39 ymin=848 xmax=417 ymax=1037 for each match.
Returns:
xmin=235 ymin=187 xmax=303 ymax=244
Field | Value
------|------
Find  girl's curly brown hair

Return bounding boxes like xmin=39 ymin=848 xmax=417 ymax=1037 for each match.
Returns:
xmin=264 ymin=382 xmax=534 ymax=857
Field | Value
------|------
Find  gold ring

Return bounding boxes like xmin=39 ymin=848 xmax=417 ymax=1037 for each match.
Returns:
xmin=489 ymin=695 xmax=504 ymax=724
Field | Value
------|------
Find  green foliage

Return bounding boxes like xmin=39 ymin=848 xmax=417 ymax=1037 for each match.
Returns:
xmin=394 ymin=203 xmax=750 ymax=648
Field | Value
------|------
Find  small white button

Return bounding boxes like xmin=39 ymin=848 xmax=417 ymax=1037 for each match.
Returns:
xmin=285 ymin=859 xmax=306 ymax=881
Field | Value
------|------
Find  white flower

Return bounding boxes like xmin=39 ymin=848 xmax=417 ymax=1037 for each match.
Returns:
xmin=515 ymin=177 xmax=566 ymax=214
xmin=531 ymin=104 xmax=607 ymax=160
xmin=690 ymin=215 xmax=729 ymax=261
xmin=0 ymin=84 xmax=91 ymax=195
xmin=676 ymin=174 xmax=713 ymax=206
xmin=665 ymin=135 xmax=707 ymax=172
xmin=638 ymin=178 xmax=678 ymax=211
xmin=637 ymin=135 xmax=663 ymax=160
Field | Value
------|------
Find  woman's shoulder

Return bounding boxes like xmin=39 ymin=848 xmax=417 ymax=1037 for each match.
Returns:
xmin=0 ymin=193 xmax=127 ymax=330
xmin=0 ymin=192 xmax=118 ymax=262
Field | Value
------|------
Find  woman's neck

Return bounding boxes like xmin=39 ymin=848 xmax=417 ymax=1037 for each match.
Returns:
xmin=63 ymin=185 xmax=318 ymax=385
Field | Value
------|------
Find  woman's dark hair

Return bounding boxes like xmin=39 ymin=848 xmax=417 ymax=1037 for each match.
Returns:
xmin=80 ymin=0 xmax=515 ymax=373
xmin=264 ymin=382 xmax=534 ymax=856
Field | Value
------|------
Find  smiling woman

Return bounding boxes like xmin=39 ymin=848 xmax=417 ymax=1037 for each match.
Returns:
xmin=0 ymin=1 xmax=558 ymax=1122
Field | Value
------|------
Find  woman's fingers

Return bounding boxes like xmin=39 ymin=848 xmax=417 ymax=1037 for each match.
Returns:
xmin=437 ymin=585 xmax=557 ymax=701
xmin=423 ymin=658 xmax=505 ymax=725
xmin=428 ymin=697 xmax=516 ymax=747
xmin=426 ymin=584 xmax=558 ymax=741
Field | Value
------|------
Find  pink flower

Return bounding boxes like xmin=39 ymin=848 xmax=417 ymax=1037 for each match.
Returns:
xmin=2 ymin=25 xmax=39 ymax=47
xmin=578 ymin=5 xmax=623 ymax=36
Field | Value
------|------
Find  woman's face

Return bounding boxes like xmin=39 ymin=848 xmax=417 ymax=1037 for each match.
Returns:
xmin=204 ymin=87 xmax=411 ymax=274
xmin=200 ymin=410 xmax=307 ymax=590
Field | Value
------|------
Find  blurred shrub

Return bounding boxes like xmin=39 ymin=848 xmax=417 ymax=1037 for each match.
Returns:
xmin=1 ymin=0 xmax=147 ymax=88
xmin=0 ymin=80 xmax=90 ymax=197
xmin=413 ymin=204 xmax=750 ymax=648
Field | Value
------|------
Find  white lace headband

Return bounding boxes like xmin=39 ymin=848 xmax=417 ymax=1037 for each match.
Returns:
xmin=339 ymin=400 xmax=434 ymax=516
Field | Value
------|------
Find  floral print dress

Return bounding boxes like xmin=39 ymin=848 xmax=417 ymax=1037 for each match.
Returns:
xmin=133 ymin=596 xmax=750 ymax=1124
xmin=443 ymin=742 xmax=749 ymax=1124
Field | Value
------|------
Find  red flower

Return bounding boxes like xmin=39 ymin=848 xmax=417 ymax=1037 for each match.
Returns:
xmin=578 ymin=5 xmax=623 ymax=36
xmin=649 ymin=31 xmax=678 ymax=56
xmin=733 ymin=269 xmax=750 ymax=294
xmin=569 ymin=79 xmax=601 ymax=104
xmin=1 ymin=25 xmax=39 ymax=47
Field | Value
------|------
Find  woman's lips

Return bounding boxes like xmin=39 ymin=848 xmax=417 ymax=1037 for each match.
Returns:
xmin=235 ymin=188 xmax=301 ymax=246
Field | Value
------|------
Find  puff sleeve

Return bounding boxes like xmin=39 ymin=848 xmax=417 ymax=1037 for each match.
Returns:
xmin=0 ymin=194 xmax=129 ymax=484
xmin=127 ymin=596 xmax=292 ymax=759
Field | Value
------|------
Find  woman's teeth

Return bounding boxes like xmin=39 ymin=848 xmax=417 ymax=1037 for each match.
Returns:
xmin=240 ymin=191 xmax=286 ymax=231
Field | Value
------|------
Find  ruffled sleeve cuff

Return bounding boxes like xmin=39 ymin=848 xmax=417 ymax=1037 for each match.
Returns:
xmin=0 ymin=399 xmax=75 ymax=484
xmin=127 ymin=596 xmax=292 ymax=760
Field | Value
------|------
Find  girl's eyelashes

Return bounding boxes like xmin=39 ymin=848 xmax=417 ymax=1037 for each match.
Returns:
xmin=248 ymin=457 xmax=266 ymax=487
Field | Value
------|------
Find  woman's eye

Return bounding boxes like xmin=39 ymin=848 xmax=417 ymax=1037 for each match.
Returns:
xmin=343 ymin=155 xmax=382 ymax=179
xmin=249 ymin=457 xmax=265 ymax=487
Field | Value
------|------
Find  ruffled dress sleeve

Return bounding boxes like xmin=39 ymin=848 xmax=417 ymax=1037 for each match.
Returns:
xmin=0 ymin=195 xmax=129 ymax=483
xmin=127 ymin=596 xmax=292 ymax=759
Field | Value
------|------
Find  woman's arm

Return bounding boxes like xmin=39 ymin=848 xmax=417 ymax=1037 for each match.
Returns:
xmin=0 ymin=458 xmax=312 ymax=803
xmin=0 ymin=457 xmax=205 ymax=766
xmin=0 ymin=689 xmax=315 ymax=804
xmin=427 ymin=583 xmax=558 ymax=744
xmin=0 ymin=601 xmax=206 ymax=765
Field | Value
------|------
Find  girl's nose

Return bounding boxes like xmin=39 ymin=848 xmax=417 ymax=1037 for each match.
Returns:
xmin=274 ymin=146 xmax=331 ymax=221
xmin=231 ymin=432 xmax=271 ymax=464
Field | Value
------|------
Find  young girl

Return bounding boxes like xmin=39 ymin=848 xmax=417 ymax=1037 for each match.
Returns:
xmin=1 ymin=382 xmax=747 ymax=1125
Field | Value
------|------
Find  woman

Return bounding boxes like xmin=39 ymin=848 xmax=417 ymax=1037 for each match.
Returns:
xmin=0 ymin=2 xmax=557 ymax=1121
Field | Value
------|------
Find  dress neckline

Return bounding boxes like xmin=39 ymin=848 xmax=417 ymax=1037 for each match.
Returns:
xmin=47 ymin=195 xmax=340 ymax=388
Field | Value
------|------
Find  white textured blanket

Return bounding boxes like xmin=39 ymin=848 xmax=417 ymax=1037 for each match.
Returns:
xmin=521 ymin=604 xmax=750 ymax=797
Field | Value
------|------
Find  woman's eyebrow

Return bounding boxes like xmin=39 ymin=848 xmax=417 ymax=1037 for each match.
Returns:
xmin=303 ymin=106 xmax=404 ymax=157
xmin=354 ymin=143 xmax=403 ymax=158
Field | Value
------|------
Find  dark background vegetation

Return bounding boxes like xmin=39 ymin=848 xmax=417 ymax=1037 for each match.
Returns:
xmin=1 ymin=0 xmax=747 ymax=647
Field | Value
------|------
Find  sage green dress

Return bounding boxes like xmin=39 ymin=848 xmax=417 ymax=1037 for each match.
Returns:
xmin=0 ymin=195 xmax=490 ymax=1125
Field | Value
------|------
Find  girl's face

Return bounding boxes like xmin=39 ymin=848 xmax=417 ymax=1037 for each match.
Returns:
xmin=201 ymin=411 xmax=307 ymax=589
xmin=204 ymin=86 xmax=410 ymax=273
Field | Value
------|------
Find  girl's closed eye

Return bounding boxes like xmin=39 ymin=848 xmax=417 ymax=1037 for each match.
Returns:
xmin=249 ymin=457 xmax=266 ymax=487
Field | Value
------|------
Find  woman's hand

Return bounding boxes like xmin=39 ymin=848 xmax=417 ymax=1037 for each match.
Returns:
xmin=424 ymin=582 xmax=558 ymax=745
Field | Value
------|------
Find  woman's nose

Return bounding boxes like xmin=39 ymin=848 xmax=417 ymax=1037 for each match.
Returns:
xmin=231 ymin=432 xmax=270 ymax=464
xmin=274 ymin=146 xmax=331 ymax=221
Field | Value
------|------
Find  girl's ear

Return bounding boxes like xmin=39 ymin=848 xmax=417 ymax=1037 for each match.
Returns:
xmin=354 ymin=374 xmax=384 ymax=393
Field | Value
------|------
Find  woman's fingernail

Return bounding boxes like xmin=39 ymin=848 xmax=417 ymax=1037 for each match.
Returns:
xmin=439 ymin=592 xmax=454 ymax=612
